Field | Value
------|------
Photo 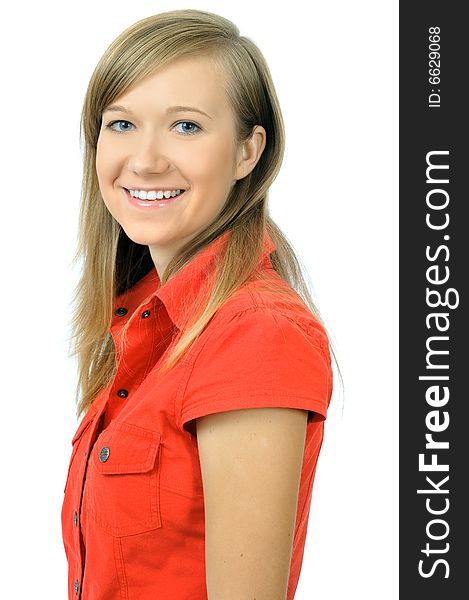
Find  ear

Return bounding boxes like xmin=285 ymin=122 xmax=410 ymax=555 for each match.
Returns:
xmin=234 ymin=125 xmax=267 ymax=182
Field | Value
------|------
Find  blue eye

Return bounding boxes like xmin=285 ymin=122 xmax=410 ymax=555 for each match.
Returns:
xmin=173 ymin=121 xmax=201 ymax=135
xmin=105 ymin=119 xmax=201 ymax=135
xmin=106 ymin=120 xmax=134 ymax=133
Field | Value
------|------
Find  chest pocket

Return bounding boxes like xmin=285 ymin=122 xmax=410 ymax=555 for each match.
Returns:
xmin=85 ymin=420 xmax=162 ymax=537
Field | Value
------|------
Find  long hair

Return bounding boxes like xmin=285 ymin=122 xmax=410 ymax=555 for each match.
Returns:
xmin=69 ymin=9 xmax=341 ymax=420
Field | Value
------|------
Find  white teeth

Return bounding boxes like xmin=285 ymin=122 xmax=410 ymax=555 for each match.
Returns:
xmin=129 ymin=189 xmax=183 ymax=200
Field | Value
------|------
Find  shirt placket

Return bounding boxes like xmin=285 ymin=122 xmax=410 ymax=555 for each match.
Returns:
xmin=68 ymin=303 xmax=135 ymax=598
xmin=105 ymin=298 xmax=165 ymax=421
xmin=73 ymin=297 xmax=168 ymax=597
xmin=69 ymin=400 xmax=107 ymax=598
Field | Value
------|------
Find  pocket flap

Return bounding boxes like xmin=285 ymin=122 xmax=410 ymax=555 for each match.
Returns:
xmin=92 ymin=421 xmax=161 ymax=475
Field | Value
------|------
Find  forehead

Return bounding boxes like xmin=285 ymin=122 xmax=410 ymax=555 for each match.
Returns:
xmin=110 ymin=55 xmax=230 ymax=119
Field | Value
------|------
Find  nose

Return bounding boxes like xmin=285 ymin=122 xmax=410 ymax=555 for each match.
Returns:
xmin=126 ymin=134 xmax=171 ymax=176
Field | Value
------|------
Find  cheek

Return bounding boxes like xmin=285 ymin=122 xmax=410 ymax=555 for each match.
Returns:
xmin=96 ymin=138 xmax=119 ymax=183
xmin=95 ymin=143 xmax=107 ymax=186
xmin=189 ymin=138 xmax=236 ymax=187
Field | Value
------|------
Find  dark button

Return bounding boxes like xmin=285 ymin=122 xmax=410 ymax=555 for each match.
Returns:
xmin=117 ymin=389 xmax=129 ymax=398
xmin=99 ymin=446 xmax=110 ymax=462
xmin=74 ymin=579 xmax=79 ymax=594
xmin=141 ymin=309 xmax=151 ymax=318
xmin=73 ymin=511 xmax=78 ymax=526
xmin=115 ymin=307 xmax=128 ymax=316
xmin=83 ymin=450 xmax=87 ymax=457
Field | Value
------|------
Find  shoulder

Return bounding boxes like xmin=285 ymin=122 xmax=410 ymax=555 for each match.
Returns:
xmin=177 ymin=276 xmax=332 ymax=433
xmin=207 ymin=271 xmax=330 ymax=352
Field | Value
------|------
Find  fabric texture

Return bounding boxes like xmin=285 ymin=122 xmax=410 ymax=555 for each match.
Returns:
xmin=61 ymin=227 xmax=333 ymax=599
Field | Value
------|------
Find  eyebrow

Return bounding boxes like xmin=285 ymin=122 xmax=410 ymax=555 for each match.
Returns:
xmin=103 ymin=104 xmax=213 ymax=120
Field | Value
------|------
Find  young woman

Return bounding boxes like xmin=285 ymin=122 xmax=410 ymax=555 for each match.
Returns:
xmin=61 ymin=9 xmax=335 ymax=600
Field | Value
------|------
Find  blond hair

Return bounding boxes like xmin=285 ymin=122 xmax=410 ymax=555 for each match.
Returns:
xmin=70 ymin=9 xmax=340 ymax=420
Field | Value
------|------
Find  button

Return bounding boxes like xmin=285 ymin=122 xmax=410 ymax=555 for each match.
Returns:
xmin=117 ymin=389 xmax=129 ymax=398
xmin=141 ymin=309 xmax=151 ymax=318
xmin=115 ymin=307 xmax=128 ymax=316
xmin=74 ymin=579 xmax=79 ymax=594
xmin=99 ymin=446 xmax=110 ymax=462
xmin=73 ymin=511 xmax=78 ymax=526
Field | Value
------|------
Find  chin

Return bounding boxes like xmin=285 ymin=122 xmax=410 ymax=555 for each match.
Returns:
xmin=117 ymin=224 xmax=151 ymax=245
xmin=120 ymin=224 xmax=176 ymax=248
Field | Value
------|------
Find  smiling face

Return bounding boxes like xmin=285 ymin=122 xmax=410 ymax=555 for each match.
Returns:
xmin=96 ymin=54 xmax=265 ymax=278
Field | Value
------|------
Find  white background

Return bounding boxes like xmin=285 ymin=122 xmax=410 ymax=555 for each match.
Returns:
xmin=0 ymin=1 xmax=398 ymax=598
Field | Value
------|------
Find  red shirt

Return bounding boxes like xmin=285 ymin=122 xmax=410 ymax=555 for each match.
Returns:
xmin=61 ymin=228 xmax=333 ymax=599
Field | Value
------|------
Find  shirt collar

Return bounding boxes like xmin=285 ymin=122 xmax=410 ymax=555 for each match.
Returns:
xmin=112 ymin=228 xmax=276 ymax=331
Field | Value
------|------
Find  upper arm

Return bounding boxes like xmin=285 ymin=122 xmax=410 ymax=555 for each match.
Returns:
xmin=196 ymin=406 xmax=308 ymax=600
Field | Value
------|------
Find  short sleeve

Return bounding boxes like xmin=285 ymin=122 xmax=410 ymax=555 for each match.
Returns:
xmin=178 ymin=307 xmax=333 ymax=432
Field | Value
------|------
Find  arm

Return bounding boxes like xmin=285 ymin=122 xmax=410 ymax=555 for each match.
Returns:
xmin=196 ymin=406 xmax=308 ymax=600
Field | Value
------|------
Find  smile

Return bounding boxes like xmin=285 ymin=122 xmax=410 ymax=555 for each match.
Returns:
xmin=128 ymin=188 xmax=185 ymax=200
xmin=123 ymin=187 xmax=187 ymax=209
